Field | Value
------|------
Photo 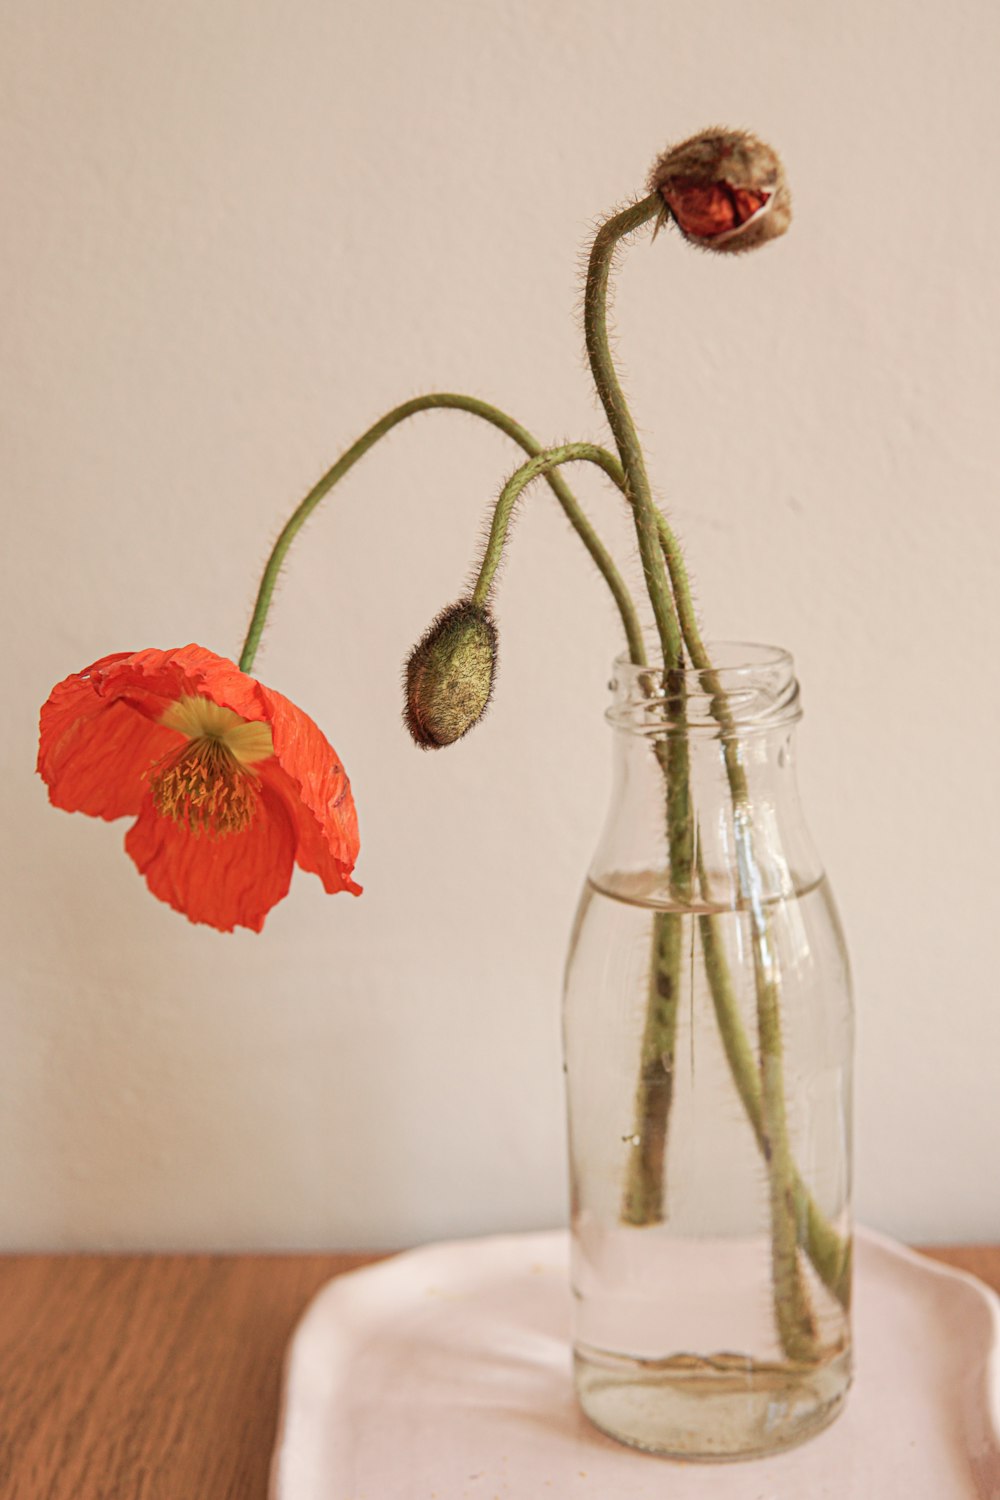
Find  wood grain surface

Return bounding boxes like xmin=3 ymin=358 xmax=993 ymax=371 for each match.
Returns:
xmin=0 ymin=1245 xmax=995 ymax=1499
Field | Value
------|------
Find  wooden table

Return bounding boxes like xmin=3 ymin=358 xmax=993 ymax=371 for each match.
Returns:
xmin=0 ymin=1245 xmax=995 ymax=1498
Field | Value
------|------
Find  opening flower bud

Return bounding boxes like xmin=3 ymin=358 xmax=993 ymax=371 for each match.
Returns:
xmin=649 ymin=128 xmax=790 ymax=253
xmin=404 ymin=599 xmax=498 ymax=749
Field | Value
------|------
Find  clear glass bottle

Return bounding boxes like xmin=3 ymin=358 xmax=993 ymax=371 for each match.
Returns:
xmin=563 ymin=644 xmax=853 ymax=1461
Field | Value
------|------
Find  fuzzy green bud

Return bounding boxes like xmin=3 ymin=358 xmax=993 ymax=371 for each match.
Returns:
xmin=404 ymin=599 xmax=498 ymax=749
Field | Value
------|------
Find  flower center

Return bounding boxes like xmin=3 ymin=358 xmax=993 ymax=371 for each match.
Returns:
xmin=151 ymin=737 xmax=260 ymax=837
xmin=149 ymin=696 xmax=274 ymax=838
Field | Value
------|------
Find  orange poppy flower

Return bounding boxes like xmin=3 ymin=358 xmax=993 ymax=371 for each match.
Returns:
xmin=37 ymin=644 xmax=361 ymax=932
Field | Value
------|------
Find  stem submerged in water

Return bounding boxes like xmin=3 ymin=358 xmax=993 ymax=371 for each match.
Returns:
xmin=579 ymin=190 xmax=839 ymax=1357
xmin=582 ymin=197 xmax=693 ymax=1226
xmin=751 ymin=907 xmax=821 ymax=1362
xmin=621 ymin=908 xmax=683 ymax=1225
xmin=698 ymin=848 xmax=852 ymax=1310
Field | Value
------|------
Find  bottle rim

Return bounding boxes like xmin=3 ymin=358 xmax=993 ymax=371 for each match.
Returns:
xmin=607 ymin=640 xmax=801 ymax=734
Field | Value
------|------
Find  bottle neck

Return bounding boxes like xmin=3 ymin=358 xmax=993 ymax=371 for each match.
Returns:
xmin=591 ymin=643 xmax=823 ymax=910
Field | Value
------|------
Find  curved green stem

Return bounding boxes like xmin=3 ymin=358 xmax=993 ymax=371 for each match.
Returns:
xmin=478 ymin=424 xmax=849 ymax=1306
xmin=654 ymin=513 xmax=711 ymax=675
xmin=239 ymin=394 xmax=645 ymax=674
xmin=584 ymin=196 xmax=692 ymax=1227
xmin=470 ymin=443 xmax=627 ymax=606
xmin=654 ymin=511 xmax=742 ymax=739
xmin=583 ymin=196 xmax=682 ymax=667
xmin=581 ymin=192 xmax=839 ymax=1350
xmin=658 ymin=502 xmax=833 ymax=1340
xmin=645 ymin=503 xmax=851 ymax=1305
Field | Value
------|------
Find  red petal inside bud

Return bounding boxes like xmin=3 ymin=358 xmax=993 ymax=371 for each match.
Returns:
xmin=662 ymin=180 xmax=770 ymax=240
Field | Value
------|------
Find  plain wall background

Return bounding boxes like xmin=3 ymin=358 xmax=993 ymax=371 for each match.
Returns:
xmin=2 ymin=0 xmax=998 ymax=1250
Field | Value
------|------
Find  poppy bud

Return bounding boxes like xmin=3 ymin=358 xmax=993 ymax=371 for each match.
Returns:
xmin=404 ymin=599 xmax=498 ymax=749
xmin=649 ymin=128 xmax=791 ymax=253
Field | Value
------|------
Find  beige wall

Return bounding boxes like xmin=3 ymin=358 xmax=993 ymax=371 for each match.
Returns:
xmin=3 ymin=0 xmax=998 ymax=1249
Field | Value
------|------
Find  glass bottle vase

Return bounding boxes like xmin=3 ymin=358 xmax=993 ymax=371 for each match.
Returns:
xmin=563 ymin=643 xmax=853 ymax=1461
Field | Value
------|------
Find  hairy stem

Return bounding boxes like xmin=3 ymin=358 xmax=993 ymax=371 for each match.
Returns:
xmin=621 ymin=908 xmax=683 ymax=1224
xmin=583 ymin=196 xmax=681 ymax=666
xmin=698 ymin=856 xmax=852 ymax=1309
xmin=751 ymin=908 xmax=821 ymax=1362
xmin=471 ymin=423 xmax=850 ymax=1307
xmin=472 ymin=446 xmax=835 ymax=1277
xmin=655 ymin=500 xmax=836 ymax=1343
xmin=470 ymin=443 xmax=627 ymax=605
xmin=581 ymin=192 xmax=836 ymax=1348
xmin=583 ymin=194 xmax=692 ymax=1225
xmin=239 ymin=394 xmax=646 ymax=674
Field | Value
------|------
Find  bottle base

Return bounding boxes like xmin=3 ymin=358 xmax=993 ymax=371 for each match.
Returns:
xmin=574 ymin=1341 xmax=852 ymax=1462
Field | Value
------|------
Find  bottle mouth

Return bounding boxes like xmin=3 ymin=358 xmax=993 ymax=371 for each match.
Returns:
xmin=607 ymin=641 xmax=801 ymax=734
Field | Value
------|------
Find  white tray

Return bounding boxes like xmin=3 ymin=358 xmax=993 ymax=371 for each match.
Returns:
xmin=270 ymin=1228 xmax=1000 ymax=1499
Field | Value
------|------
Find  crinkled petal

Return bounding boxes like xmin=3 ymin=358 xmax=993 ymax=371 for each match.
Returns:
xmin=86 ymin=645 xmax=266 ymax=724
xmin=264 ymin=761 xmax=362 ymax=896
xmin=125 ymin=785 xmax=296 ymax=932
xmin=257 ymin=683 xmax=361 ymax=895
xmin=38 ymin=661 xmax=183 ymax=820
xmin=40 ymin=643 xmax=362 ymax=927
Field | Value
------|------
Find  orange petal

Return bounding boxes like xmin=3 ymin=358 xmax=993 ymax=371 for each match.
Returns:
xmin=264 ymin=761 xmax=362 ymax=896
xmin=88 ymin=645 xmax=265 ymax=725
xmin=39 ymin=668 xmax=182 ymax=820
xmin=125 ymin=784 xmax=296 ymax=932
xmin=257 ymin=683 xmax=362 ymax=894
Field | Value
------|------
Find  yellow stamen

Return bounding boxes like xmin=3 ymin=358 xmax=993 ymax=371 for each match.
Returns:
xmin=150 ymin=695 xmax=273 ymax=837
xmin=150 ymin=736 xmax=261 ymax=837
